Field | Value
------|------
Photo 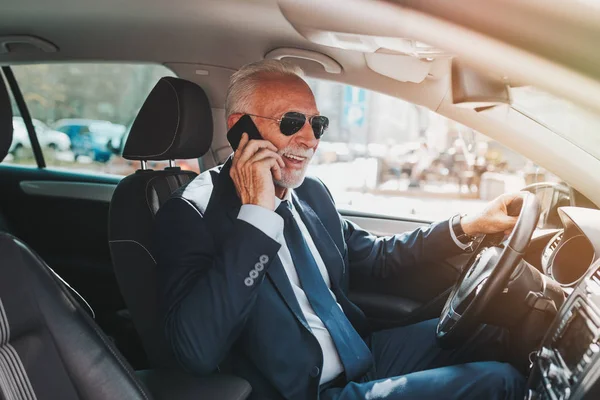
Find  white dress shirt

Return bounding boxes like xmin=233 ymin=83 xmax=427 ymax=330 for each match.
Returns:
xmin=237 ymin=191 xmax=344 ymax=384
xmin=237 ymin=191 xmax=469 ymax=384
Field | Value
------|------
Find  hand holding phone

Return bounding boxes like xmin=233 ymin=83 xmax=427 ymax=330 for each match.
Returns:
xmin=228 ymin=115 xmax=285 ymax=211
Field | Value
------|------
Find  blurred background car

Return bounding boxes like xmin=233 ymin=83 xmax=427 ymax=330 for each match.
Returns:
xmin=53 ymin=118 xmax=126 ymax=163
xmin=10 ymin=117 xmax=71 ymax=159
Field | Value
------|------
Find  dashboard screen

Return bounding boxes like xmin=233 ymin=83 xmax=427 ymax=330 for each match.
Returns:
xmin=557 ymin=311 xmax=594 ymax=371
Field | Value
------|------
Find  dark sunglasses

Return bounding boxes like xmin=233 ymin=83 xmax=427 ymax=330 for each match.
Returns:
xmin=247 ymin=112 xmax=329 ymax=139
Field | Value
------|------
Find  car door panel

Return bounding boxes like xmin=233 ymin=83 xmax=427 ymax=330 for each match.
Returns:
xmin=343 ymin=210 xmax=559 ymax=329
xmin=0 ymin=165 xmax=121 ymax=313
xmin=20 ymin=180 xmax=116 ymax=202
xmin=342 ymin=211 xmax=430 ymax=236
xmin=0 ymin=164 xmax=150 ymax=366
xmin=342 ymin=210 xmax=463 ymax=328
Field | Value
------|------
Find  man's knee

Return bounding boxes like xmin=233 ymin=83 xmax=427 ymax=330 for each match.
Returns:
xmin=473 ymin=362 xmax=525 ymax=400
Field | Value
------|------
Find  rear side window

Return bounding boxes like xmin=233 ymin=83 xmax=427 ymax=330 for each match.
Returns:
xmin=4 ymin=63 xmax=200 ymax=175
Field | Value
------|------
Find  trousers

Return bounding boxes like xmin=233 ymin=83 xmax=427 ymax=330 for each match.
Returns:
xmin=320 ymin=319 xmax=525 ymax=400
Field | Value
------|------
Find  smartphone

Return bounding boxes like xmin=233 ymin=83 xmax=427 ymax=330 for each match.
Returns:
xmin=227 ymin=114 xmax=263 ymax=150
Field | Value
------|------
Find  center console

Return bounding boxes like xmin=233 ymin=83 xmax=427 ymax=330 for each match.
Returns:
xmin=528 ymin=261 xmax=600 ymax=399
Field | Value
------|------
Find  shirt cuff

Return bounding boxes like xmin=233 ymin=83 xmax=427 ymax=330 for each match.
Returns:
xmin=448 ymin=217 xmax=471 ymax=251
xmin=238 ymin=205 xmax=284 ymax=244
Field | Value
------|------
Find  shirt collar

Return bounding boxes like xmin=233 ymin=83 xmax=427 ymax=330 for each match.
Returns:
xmin=274 ymin=189 xmax=293 ymax=210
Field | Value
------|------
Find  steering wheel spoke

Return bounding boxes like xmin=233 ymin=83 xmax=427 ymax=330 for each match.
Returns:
xmin=437 ymin=302 xmax=461 ymax=335
xmin=452 ymin=247 xmax=501 ymax=310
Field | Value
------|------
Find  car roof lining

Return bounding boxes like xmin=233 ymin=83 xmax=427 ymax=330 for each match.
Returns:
xmin=2 ymin=0 xmax=600 ymax=206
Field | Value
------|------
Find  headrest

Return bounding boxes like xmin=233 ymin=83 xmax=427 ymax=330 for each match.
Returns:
xmin=123 ymin=77 xmax=213 ymax=161
xmin=0 ymin=73 xmax=13 ymax=162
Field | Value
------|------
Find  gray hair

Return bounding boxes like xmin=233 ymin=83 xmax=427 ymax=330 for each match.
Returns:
xmin=225 ymin=59 xmax=304 ymax=119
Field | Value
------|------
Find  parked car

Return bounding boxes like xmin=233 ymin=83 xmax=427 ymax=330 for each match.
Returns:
xmin=53 ymin=118 xmax=126 ymax=163
xmin=9 ymin=117 xmax=71 ymax=159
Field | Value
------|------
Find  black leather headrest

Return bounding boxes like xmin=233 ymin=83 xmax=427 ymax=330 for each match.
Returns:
xmin=123 ymin=77 xmax=213 ymax=161
xmin=0 ymin=73 xmax=13 ymax=162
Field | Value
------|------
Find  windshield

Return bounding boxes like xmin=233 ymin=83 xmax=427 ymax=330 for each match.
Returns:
xmin=510 ymin=87 xmax=600 ymax=160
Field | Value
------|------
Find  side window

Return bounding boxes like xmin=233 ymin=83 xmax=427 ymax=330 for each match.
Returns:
xmin=305 ymin=78 xmax=560 ymax=221
xmin=3 ymin=63 xmax=200 ymax=175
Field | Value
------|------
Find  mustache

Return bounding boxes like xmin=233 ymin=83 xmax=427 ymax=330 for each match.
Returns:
xmin=278 ymin=145 xmax=314 ymax=158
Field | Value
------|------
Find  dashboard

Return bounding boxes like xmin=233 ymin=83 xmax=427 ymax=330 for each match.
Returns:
xmin=541 ymin=207 xmax=599 ymax=288
xmin=527 ymin=206 xmax=600 ymax=399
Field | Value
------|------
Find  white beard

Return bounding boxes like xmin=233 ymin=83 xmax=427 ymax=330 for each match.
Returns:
xmin=274 ymin=144 xmax=314 ymax=189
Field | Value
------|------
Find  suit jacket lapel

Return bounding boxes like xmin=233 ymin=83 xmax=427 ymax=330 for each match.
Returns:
xmin=292 ymin=193 xmax=345 ymax=289
xmin=266 ymin=258 xmax=311 ymax=331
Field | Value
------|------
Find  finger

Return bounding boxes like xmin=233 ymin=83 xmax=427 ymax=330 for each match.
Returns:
xmin=502 ymin=192 xmax=522 ymax=202
xmin=237 ymin=139 xmax=279 ymax=166
xmin=232 ymin=133 xmax=249 ymax=167
xmin=499 ymin=213 xmax=518 ymax=223
xmin=501 ymin=191 xmax=522 ymax=202
xmin=503 ymin=192 xmax=525 ymax=212
xmin=248 ymin=148 xmax=284 ymax=165
xmin=498 ymin=215 xmax=518 ymax=231
xmin=267 ymin=158 xmax=283 ymax=181
xmin=247 ymin=138 xmax=278 ymax=154
xmin=248 ymin=139 xmax=279 ymax=156
xmin=238 ymin=132 xmax=249 ymax=152
xmin=271 ymin=162 xmax=282 ymax=181
xmin=255 ymin=158 xmax=281 ymax=179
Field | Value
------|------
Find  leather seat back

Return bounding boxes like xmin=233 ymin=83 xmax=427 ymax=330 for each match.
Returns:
xmin=0 ymin=233 xmax=153 ymax=400
xmin=108 ymin=77 xmax=213 ymax=368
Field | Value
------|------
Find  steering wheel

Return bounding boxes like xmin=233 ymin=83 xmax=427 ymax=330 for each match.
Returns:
xmin=436 ymin=192 xmax=541 ymax=348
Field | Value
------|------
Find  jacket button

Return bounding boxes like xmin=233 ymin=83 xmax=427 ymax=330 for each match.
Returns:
xmin=309 ymin=366 xmax=320 ymax=378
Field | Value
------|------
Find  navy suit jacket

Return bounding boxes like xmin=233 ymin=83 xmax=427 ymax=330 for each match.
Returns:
xmin=154 ymin=158 xmax=464 ymax=400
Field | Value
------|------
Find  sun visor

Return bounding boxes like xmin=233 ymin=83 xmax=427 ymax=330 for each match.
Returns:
xmin=365 ymin=53 xmax=449 ymax=83
xmin=451 ymin=59 xmax=511 ymax=109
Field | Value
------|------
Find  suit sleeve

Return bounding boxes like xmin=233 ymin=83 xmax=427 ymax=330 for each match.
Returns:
xmin=314 ymin=178 xmax=464 ymax=278
xmin=154 ymin=198 xmax=281 ymax=374
xmin=342 ymin=217 xmax=464 ymax=279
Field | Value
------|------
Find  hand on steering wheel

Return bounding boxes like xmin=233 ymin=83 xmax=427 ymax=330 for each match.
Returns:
xmin=436 ymin=192 xmax=541 ymax=348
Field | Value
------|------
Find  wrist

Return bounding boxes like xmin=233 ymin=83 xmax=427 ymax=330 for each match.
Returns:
xmin=240 ymin=194 xmax=275 ymax=211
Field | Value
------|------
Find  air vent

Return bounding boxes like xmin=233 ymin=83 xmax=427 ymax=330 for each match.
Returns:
xmin=592 ymin=266 xmax=600 ymax=286
xmin=549 ymin=232 xmax=563 ymax=252
xmin=585 ymin=264 xmax=600 ymax=297
xmin=543 ymin=231 xmax=564 ymax=266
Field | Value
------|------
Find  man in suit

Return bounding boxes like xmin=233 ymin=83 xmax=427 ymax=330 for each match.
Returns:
xmin=154 ymin=60 xmax=525 ymax=399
